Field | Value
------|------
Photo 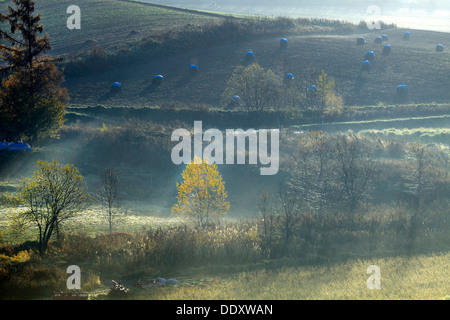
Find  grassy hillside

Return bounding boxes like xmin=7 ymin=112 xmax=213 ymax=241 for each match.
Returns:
xmin=0 ymin=0 xmax=225 ymax=55
xmin=1 ymin=0 xmax=448 ymax=109
xmin=62 ymin=27 xmax=450 ymax=109
xmin=132 ymin=251 xmax=450 ymax=300
xmin=0 ymin=1 xmax=448 ymax=301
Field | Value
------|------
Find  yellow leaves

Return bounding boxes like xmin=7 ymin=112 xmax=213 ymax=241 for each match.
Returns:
xmin=318 ymin=69 xmax=335 ymax=94
xmin=10 ymin=250 xmax=32 ymax=263
xmin=171 ymin=156 xmax=230 ymax=226
xmin=100 ymin=122 xmax=109 ymax=133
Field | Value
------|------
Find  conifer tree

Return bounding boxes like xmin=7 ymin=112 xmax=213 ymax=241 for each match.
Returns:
xmin=0 ymin=0 xmax=68 ymax=142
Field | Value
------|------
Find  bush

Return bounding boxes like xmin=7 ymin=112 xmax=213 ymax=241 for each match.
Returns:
xmin=56 ymin=224 xmax=261 ymax=276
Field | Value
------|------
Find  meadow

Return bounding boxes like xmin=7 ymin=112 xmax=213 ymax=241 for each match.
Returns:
xmin=1 ymin=201 xmax=449 ymax=300
xmin=129 ymin=252 xmax=450 ymax=300
xmin=1 ymin=123 xmax=449 ymax=299
xmin=13 ymin=0 xmax=225 ymax=55
xmin=0 ymin=0 xmax=449 ymax=301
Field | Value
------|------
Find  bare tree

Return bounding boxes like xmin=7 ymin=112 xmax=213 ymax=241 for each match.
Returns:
xmin=288 ymin=131 xmax=335 ymax=214
xmin=97 ymin=168 xmax=124 ymax=236
xmin=403 ymin=143 xmax=433 ymax=209
xmin=334 ymin=134 xmax=375 ymax=220
xmin=256 ymin=184 xmax=301 ymax=258
xmin=257 ymin=190 xmax=277 ymax=258
xmin=277 ymin=182 xmax=301 ymax=244
xmin=402 ymin=143 xmax=434 ymax=242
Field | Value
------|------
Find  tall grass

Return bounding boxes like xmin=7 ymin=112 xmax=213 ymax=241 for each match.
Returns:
xmin=0 ymin=197 xmax=448 ymax=299
xmin=137 ymin=251 xmax=449 ymax=300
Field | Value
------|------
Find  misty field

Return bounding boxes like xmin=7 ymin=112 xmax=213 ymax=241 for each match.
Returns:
xmin=1 ymin=199 xmax=449 ymax=300
xmin=0 ymin=0 xmax=449 ymax=301
xmin=1 ymin=112 xmax=449 ymax=300
xmin=128 ymin=252 xmax=450 ymax=300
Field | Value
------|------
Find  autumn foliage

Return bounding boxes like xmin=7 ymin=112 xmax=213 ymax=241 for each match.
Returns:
xmin=0 ymin=0 xmax=68 ymax=142
xmin=172 ymin=157 xmax=230 ymax=228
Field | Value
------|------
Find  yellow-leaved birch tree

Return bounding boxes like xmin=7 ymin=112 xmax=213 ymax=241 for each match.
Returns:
xmin=172 ymin=157 xmax=230 ymax=229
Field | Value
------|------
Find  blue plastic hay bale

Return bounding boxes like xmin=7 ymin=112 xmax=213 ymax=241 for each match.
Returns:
xmin=365 ymin=51 xmax=375 ymax=62
xmin=280 ymin=38 xmax=288 ymax=47
xmin=0 ymin=141 xmax=31 ymax=152
xmin=395 ymin=85 xmax=408 ymax=103
xmin=374 ymin=36 xmax=383 ymax=44
xmin=189 ymin=64 xmax=199 ymax=73
xmin=357 ymin=37 xmax=366 ymax=45
xmin=382 ymin=34 xmax=389 ymax=41
xmin=284 ymin=73 xmax=294 ymax=81
xmin=231 ymin=95 xmax=241 ymax=105
xmin=245 ymin=51 xmax=255 ymax=60
xmin=8 ymin=142 xmax=32 ymax=152
xmin=156 ymin=277 xmax=166 ymax=284
xmin=382 ymin=44 xmax=392 ymax=55
xmin=307 ymin=85 xmax=317 ymax=92
xmin=403 ymin=31 xmax=411 ymax=40
xmin=396 ymin=84 xmax=408 ymax=96
xmin=111 ymin=82 xmax=121 ymax=91
xmin=152 ymin=74 xmax=164 ymax=84
xmin=361 ymin=60 xmax=371 ymax=71
xmin=436 ymin=44 xmax=444 ymax=52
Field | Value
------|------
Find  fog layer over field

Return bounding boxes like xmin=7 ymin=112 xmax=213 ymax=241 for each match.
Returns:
xmin=143 ymin=0 xmax=450 ymax=32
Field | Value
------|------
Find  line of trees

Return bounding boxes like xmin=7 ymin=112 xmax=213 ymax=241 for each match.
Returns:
xmin=255 ymin=131 xmax=448 ymax=258
xmin=285 ymin=132 xmax=444 ymax=217
xmin=8 ymin=161 xmax=124 ymax=256
xmin=287 ymin=131 xmax=376 ymax=219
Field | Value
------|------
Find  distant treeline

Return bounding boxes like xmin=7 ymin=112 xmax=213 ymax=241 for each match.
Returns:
xmin=61 ymin=16 xmax=395 ymax=77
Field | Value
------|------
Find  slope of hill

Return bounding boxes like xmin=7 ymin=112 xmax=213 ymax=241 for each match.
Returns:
xmin=0 ymin=0 xmax=225 ymax=55
xmin=2 ymin=0 xmax=449 ymax=112
xmin=139 ymin=0 xmax=450 ymax=32
xmin=64 ymin=27 xmax=450 ymax=108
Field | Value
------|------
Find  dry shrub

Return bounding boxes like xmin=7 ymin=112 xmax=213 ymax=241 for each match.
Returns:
xmin=56 ymin=224 xmax=261 ymax=276
xmin=0 ymin=250 xmax=66 ymax=299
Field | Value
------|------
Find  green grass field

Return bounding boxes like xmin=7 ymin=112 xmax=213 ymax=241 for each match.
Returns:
xmin=0 ymin=0 xmax=225 ymax=55
xmin=126 ymin=252 xmax=450 ymax=300
xmin=5 ymin=1 xmax=448 ymax=110
xmin=3 ymin=202 xmax=447 ymax=300
xmin=62 ymin=28 xmax=450 ymax=110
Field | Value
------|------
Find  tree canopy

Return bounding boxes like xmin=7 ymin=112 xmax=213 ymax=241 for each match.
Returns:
xmin=172 ymin=157 xmax=230 ymax=229
xmin=0 ymin=0 xmax=68 ymax=142
xmin=222 ymin=63 xmax=280 ymax=115
xmin=17 ymin=160 xmax=90 ymax=255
